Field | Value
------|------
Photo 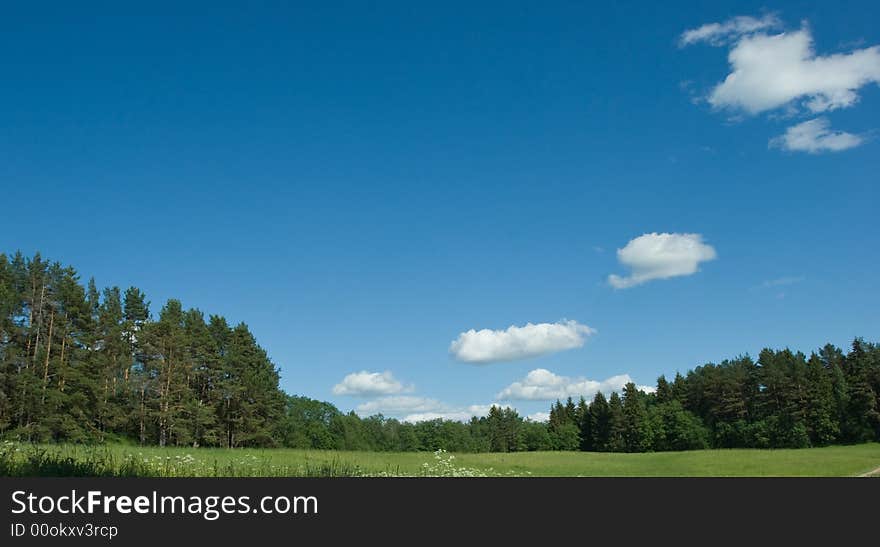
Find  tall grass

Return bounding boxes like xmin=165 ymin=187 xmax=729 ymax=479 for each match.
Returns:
xmin=3 ymin=441 xmax=879 ymax=477
xmin=0 ymin=442 xmax=365 ymax=477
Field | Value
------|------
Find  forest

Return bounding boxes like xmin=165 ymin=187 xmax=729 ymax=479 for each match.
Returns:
xmin=1 ymin=252 xmax=878 ymax=452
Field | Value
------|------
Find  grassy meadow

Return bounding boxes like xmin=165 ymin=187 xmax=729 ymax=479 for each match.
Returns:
xmin=2 ymin=441 xmax=880 ymax=477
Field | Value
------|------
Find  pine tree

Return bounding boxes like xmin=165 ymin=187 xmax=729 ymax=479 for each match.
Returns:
xmin=622 ymin=382 xmax=651 ymax=452
xmin=842 ymin=339 xmax=879 ymax=442
xmin=589 ymin=392 xmax=610 ymax=451
xmin=182 ymin=309 xmax=221 ymax=447
xmin=143 ymin=300 xmax=192 ymax=446
xmin=804 ymin=353 xmax=838 ymax=445
xmin=656 ymin=375 xmax=672 ymax=404
xmin=220 ymin=323 xmax=283 ymax=447
xmin=607 ymin=392 xmax=626 ymax=452
xmin=577 ymin=396 xmax=592 ymax=450
xmin=671 ymin=371 xmax=688 ymax=403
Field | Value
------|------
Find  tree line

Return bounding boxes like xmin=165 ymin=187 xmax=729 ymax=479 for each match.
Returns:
xmin=0 ymin=252 xmax=283 ymax=447
xmin=1 ymin=252 xmax=878 ymax=451
xmin=552 ymin=342 xmax=880 ymax=452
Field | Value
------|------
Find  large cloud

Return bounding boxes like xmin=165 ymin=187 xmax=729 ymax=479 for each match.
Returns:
xmin=680 ymin=15 xmax=878 ymax=153
xmin=608 ymin=232 xmax=716 ymax=289
xmin=769 ymin=118 xmax=864 ymax=153
xmin=449 ymin=320 xmax=595 ymax=364
xmin=332 ymin=370 xmax=412 ymax=396
xmin=701 ymin=27 xmax=880 ymax=115
xmin=497 ymin=368 xmax=654 ymax=401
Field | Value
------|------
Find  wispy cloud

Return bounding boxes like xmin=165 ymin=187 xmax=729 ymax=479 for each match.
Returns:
xmin=449 ymin=320 xmax=595 ymax=364
xmin=679 ymin=14 xmax=781 ymax=47
xmin=758 ymin=276 xmax=805 ymax=289
xmin=608 ymin=232 xmax=717 ymax=289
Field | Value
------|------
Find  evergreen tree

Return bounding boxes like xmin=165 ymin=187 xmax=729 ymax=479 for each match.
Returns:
xmin=842 ymin=339 xmax=879 ymax=442
xmin=656 ymin=375 xmax=672 ymax=404
xmin=589 ymin=392 xmax=610 ymax=451
xmin=607 ymin=392 xmax=626 ymax=452
xmin=577 ymin=396 xmax=593 ymax=450
xmin=804 ymin=353 xmax=838 ymax=445
xmin=622 ymin=383 xmax=652 ymax=452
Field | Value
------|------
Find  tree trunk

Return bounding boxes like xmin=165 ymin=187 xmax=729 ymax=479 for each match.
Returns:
xmin=159 ymin=346 xmax=174 ymax=448
xmin=139 ymin=385 xmax=146 ymax=445
xmin=40 ymin=311 xmax=54 ymax=404
xmin=31 ymin=284 xmax=46 ymax=366
xmin=58 ymin=334 xmax=67 ymax=393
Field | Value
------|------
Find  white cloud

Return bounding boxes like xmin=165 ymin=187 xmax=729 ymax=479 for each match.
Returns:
xmin=769 ymin=118 xmax=864 ymax=153
xmin=528 ymin=412 xmax=550 ymax=423
xmin=400 ymin=412 xmax=473 ymax=423
xmin=679 ymin=14 xmax=781 ymax=47
xmin=449 ymin=320 xmax=595 ymax=364
xmin=711 ymin=29 xmax=880 ymax=114
xmin=402 ymin=404 xmax=512 ymax=424
xmin=682 ymin=17 xmax=880 ymax=115
xmin=465 ymin=403 xmax=512 ymax=416
xmin=356 ymin=395 xmax=442 ymax=415
xmin=681 ymin=16 xmax=878 ymax=153
xmin=332 ymin=370 xmax=412 ymax=396
xmin=497 ymin=368 xmax=644 ymax=401
xmin=355 ymin=397 xmax=511 ymax=423
xmin=608 ymin=232 xmax=717 ymax=289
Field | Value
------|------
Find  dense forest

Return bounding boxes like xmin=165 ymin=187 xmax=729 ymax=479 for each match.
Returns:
xmin=1 ymin=252 xmax=878 ymax=452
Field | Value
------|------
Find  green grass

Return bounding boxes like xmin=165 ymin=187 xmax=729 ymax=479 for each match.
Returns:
xmin=2 ymin=441 xmax=879 ymax=477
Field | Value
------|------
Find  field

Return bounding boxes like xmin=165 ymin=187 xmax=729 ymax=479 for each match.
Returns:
xmin=2 ymin=441 xmax=879 ymax=477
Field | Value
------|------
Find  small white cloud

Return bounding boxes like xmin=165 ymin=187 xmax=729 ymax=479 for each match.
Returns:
xmin=608 ymin=232 xmax=717 ymax=289
xmin=449 ymin=320 xmax=595 ymax=364
xmin=528 ymin=412 xmax=550 ymax=422
xmin=679 ymin=14 xmax=781 ymax=47
xmin=769 ymin=118 xmax=864 ymax=153
xmin=332 ymin=370 xmax=413 ymax=396
xmin=497 ymin=368 xmax=641 ymax=401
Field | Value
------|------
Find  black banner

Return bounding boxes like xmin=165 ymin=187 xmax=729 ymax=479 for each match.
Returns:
xmin=0 ymin=478 xmax=875 ymax=544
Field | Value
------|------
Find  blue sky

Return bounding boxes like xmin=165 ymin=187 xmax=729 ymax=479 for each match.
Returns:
xmin=2 ymin=1 xmax=878 ymax=421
